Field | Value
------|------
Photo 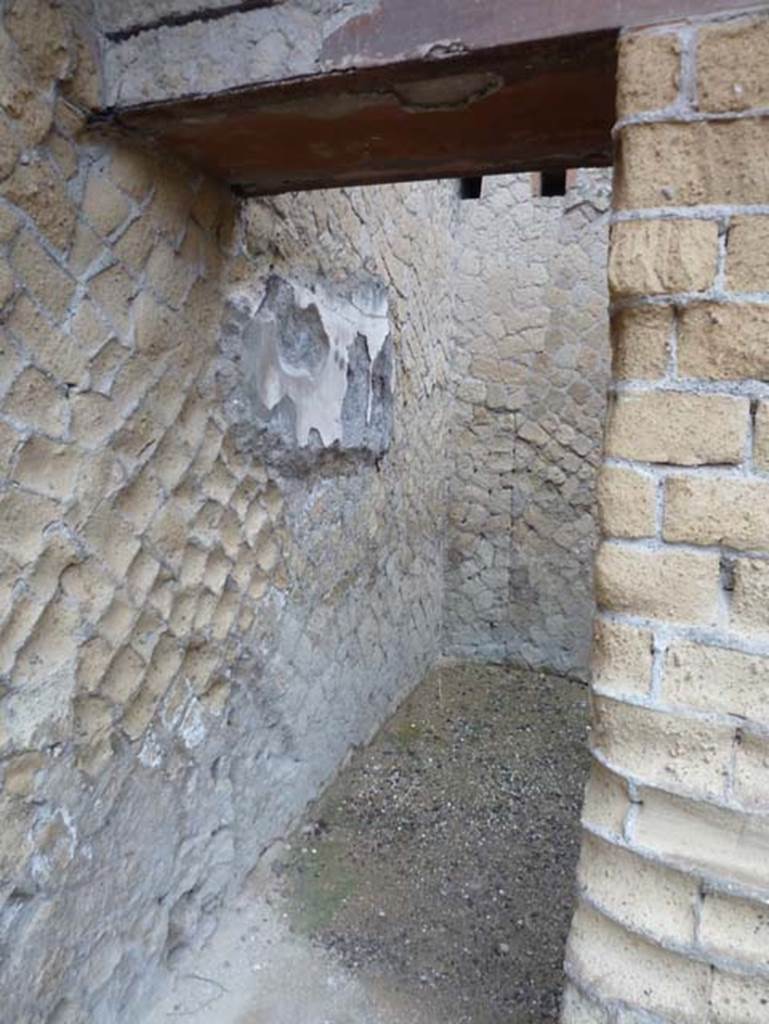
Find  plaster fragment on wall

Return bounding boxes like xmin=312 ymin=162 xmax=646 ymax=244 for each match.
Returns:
xmin=221 ymin=274 xmax=393 ymax=469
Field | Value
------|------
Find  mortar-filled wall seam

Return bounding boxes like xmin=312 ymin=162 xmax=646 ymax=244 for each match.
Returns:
xmin=595 ymin=606 xmax=769 ymax=659
xmin=587 ymin=747 xmax=769 ymax=840
xmin=611 ymin=292 xmax=769 ymax=312
xmin=574 ymin=891 xmax=769 ymax=981
xmin=613 ymin=205 xmax=769 ymax=220
xmin=613 ymin=103 xmax=769 ymax=134
xmin=603 ymin=456 xmax=763 ymax=478
xmin=562 ymin=965 xmax=677 ymax=1024
xmin=598 ymin=535 xmax=769 ymax=560
xmin=583 ymin=817 xmax=769 ymax=905
xmin=589 ymin=685 xmax=769 ymax=741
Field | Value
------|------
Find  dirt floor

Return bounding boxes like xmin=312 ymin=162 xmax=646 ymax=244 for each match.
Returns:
xmin=146 ymin=662 xmax=590 ymax=1024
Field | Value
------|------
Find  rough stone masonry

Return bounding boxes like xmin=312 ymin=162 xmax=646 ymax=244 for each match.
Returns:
xmin=0 ymin=3 xmax=458 ymax=1020
xmin=444 ymin=171 xmax=611 ymax=678
xmin=5 ymin=1 xmax=769 ymax=1022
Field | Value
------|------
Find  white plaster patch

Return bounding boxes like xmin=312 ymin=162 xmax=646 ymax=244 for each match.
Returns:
xmin=178 ymin=698 xmax=207 ymax=750
xmin=230 ymin=275 xmax=391 ymax=450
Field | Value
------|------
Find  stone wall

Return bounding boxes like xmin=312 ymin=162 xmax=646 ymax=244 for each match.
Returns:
xmin=0 ymin=3 xmax=457 ymax=1020
xmin=563 ymin=11 xmax=769 ymax=1020
xmin=444 ymin=171 xmax=611 ymax=678
xmin=99 ymin=0 xmax=378 ymax=106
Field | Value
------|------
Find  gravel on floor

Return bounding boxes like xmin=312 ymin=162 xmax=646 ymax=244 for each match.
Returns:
xmin=276 ymin=660 xmax=590 ymax=1024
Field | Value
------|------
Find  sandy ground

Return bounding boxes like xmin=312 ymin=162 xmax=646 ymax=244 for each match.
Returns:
xmin=145 ymin=663 xmax=589 ymax=1024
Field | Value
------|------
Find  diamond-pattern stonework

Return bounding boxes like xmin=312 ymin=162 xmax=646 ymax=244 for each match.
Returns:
xmin=0 ymin=4 xmax=457 ymax=1020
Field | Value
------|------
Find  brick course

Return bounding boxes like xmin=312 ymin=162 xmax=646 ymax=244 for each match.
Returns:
xmin=664 ymin=476 xmax=769 ymax=552
xmin=595 ymin=543 xmax=721 ymax=625
xmin=608 ymin=219 xmax=718 ymax=297
xmin=616 ymin=120 xmax=769 ymax=209
xmin=617 ymin=31 xmax=681 ymax=117
xmin=663 ymin=641 xmax=769 ymax=725
xmin=591 ymin=618 xmax=653 ymax=698
xmin=568 ymin=12 xmax=769 ymax=1017
xmin=679 ymin=303 xmax=769 ymax=380
xmin=698 ymin=17 xmax=769 ymax=113
xmin=604 ymin=391 xmax=749 ymax=465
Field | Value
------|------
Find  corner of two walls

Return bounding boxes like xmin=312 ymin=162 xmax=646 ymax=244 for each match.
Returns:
xmin=444 ymin=170 xmax=612 ymax=679
xmin=0 ymin=1 xmax=458 ymax=1019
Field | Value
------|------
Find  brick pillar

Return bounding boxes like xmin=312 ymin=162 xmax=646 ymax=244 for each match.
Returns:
xmin=563 ymin=12 xmax=769 ymax=1023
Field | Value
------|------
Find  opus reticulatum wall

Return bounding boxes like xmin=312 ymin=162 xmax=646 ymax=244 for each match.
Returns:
xmin=445 ymin=171 xmax=611 ymax=678
xmin=5 ymin=1 xmax=769 ymax=1021
xmin=0 ymin=3 xmax=457 ymax=1019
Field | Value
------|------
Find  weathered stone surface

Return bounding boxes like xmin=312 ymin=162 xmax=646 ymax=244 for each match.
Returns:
xmin=565 ymin=903 xmax=710 ymax=1023
xmin=581 ymin=759 xmax=630 ymax=837
xmin=569 ymin=15 xmax=769 ymax=1023
xmin=444 ymin=171 xmax=610 ymax=677
xmin=633 ymin=786 xmax=769 ymax=892
xmin=664 ymin=641 xmax=769 ymax=726
xmin=617 ymin=30 xmax=681 ymax=117
xmin=577 ymin=832 xmax=697 ymax=945
xmin=731 ymin=558 xmax=769 ymax=637
xmin=561 ymin=983 xmax=610 ymax=1024
xmin=608 ymin=219 xmax=718 ymax=297
xmin=103 ymin=1 xmax=334 ymax=106
xmin=710 ymin=970 xmax=769 ymax=1024
xmin=595 ymin=543 xmax=720 ymax=625
xmin=733 ymin=731 xmax=769 ymax=811
xmin=605 ymin=391 xmax=748 ymax=465
xmin=0 ymin=6 xmax=461 ymax=1020
xmin=755 ymin=400 xmax=769 ymax=471
xmin=597 ymin=465 xmax=656 ymax=539
xmin=726 ymin=216 xmax=769 ymax=292
xmin=592 ymin=618 xmax=653 ymax=698
xmin=615 ymin=120 xmax=769 ymax=209
xmin=592 ymin=694 xmax=733 ymax=799
xmin=698 ymin=16 xmax=769 ymax=113
xmin=664 ymin=476 xmax=769 ymax=551
xmin=700 ymin=891 xmax=769 ymax=968
xmin=679 ymin=303 xmax=769 ymax=380
xmin=611 ymin=305 xmax=671 ymax=380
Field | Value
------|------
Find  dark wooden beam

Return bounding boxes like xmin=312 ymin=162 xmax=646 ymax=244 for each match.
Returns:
xmin=320 ymin=0 xmax=760 ymax=67
xmin=103 ymin=32 xmax=617 ymax=195
xmin=99 ymin=1 xmax=761 ymax=196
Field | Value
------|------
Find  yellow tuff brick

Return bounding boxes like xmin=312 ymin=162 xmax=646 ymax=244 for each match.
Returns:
xmin=617 ymin=31 xmax=681 ymax=117
xmin=664 ymin=641 xmax=769 ymax=726
xmin=591 ymin=694 xmax=733 ymax=799
xmin=592 ymin=618 xmax=653 ymax=699
xmin=597 ymin=465 xmax=657 ymax=539
xmin=615 ymin=121 xmax=769 ymax=209
xmin=698 ymin=16 xmax=769 ymax=113
xmin=595 ymin=543 xmax=720 ymax=626
xmin=664 ymin=476 xmax=769 ymax=552
xmin=608 ymin=219 xmax=718 ymax=297
xmin=566 ymin=902 xmax=710 ymax=1023
xmin=679 ymin=303 xmax=769 ymax=380
xmin=605 ymin=392 xmax=748 ymax=466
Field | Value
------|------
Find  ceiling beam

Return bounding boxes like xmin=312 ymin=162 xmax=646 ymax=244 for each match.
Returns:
xmin=98 ymin=1 xmax=763 ymax=196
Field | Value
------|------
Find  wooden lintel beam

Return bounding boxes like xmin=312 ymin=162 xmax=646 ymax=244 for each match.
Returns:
xmin=99 ymin=1 xmax=763 ymax=195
